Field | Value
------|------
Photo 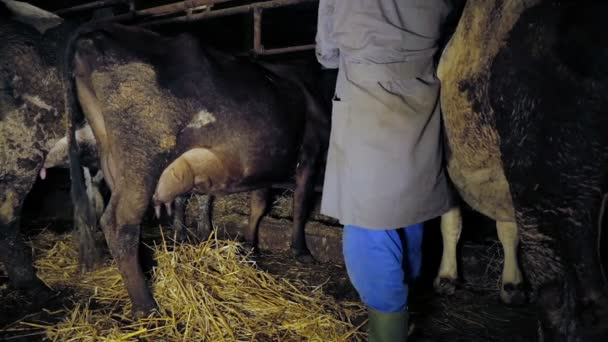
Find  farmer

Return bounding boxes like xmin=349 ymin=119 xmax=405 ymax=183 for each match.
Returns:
xmin=315 ymin=0 xmax=454 ymax=340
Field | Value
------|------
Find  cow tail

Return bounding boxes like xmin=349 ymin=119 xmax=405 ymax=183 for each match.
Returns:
xmin=63 ymin=23 xmax=99 ymax=271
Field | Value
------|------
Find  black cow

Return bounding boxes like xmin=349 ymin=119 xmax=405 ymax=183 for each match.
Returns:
xmin=439 ymin=0 xmax=608 ymax=340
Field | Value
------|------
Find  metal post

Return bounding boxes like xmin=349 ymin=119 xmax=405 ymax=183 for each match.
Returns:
xmin=134 ymin=0 xmax=232 ymax=19
xmin=253 ymin=7 xmax=263 ymax=54
xmin=258 ymin=44 xmax=315 ymax=55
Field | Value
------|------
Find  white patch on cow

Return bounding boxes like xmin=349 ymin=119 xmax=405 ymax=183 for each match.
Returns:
xmin=44 ymin=136 xmax=67 ymax=168
xmin=187 ymin=110 xmax=217 ymax=129
xmin=2 ymin=0 xmax=63 ymax=33
xmin=43 ymin=124 xmax=96 ymax=169
xmin=23 ymin=94 xmax=54 ymax=112
xmin=75 ymin=124 xmax=96 ymax=144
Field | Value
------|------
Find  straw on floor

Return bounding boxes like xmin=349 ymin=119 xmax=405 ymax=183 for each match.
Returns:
xmin=20 ymin=229 xmax=366 ymax=341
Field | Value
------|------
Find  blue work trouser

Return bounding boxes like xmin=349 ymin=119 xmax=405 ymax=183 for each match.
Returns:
xmin=343 ymin=223 xmax=424 ymax=313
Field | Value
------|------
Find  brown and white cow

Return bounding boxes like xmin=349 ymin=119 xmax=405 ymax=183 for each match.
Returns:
xmin=438 ymin=0 xmax=608 ymax=340
xmin=64 ymin=22 xmax=332 ymax=316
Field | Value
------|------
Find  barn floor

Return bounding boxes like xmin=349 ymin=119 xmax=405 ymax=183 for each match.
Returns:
xmin=251 ymin=244 xmax=539 ymax=342
xmin=1 ymin=185 xmax=539 ymax=341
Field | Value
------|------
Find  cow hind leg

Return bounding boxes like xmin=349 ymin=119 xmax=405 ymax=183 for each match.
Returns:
xmin=171 ymin=196 xmax=188 ymax=242
xmin=171 ymin=194 xmax=215 ymax=243
xmin=0 ymin=220 xmax=54 ymax=300
xmin=244 ymin=188 xmax=270 ymax=252
xmin=0 ymin=191 xmax=51 ymax=298
xmin=291 ymin=162 xmax=316 ymax=263
xmin=192 ymin=194 xmax=214 ymax=241
xmin=101 ymin=190 xmax=156 ymax=318
xmin=434 ymin=207 xmax=462 ymax=295
xmin=496 ymin=220 xmax=526 ymax=305
xmin=0 ymin=208 xmax=50 ymax=297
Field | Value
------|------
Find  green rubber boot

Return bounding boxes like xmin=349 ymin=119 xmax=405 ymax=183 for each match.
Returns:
xmin=367 ymin=308 xmax=409 ymax=342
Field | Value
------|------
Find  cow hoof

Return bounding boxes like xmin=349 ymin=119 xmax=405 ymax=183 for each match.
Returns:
xmin=241 ymin=238 xmax=260 ymax=257
xmin=23 ymin=279 xmax=55 ymax=299
xmin=172 ymin=228 xmax=189 ymax=243
xmin=291 ymin=248 xmax=315 ymax=264
xmin=501 ymin=283 xmax=527 ymax=306
xmin=242 ymin=242 xmax=260 ymax=256
xmin=32 ymin=289 xmax=62 ymax=307
xmin=176 ymin=233 xmax=189 ymax=244
xmin=192 ymin=228 xmax=211 ymax=243
xmin=79 ymin=257 xmax=98 ymax=275
xmin=433 ymin=277 xmax=457 ymax=296
xmin=296 ymin=254 xmax=316 ymax=264
xmin=132 ymin=303 xmax=159 ymax=320
xmin=78 ymin=242 xmax=104 ymax=274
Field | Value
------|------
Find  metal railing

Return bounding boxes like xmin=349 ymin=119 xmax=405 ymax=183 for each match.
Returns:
xmin=54 ymin=0 xmax=318 ymax=56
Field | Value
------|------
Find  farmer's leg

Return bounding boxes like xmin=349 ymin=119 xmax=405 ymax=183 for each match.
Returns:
xmin=343 ymin=223 xmax=424 ymax=341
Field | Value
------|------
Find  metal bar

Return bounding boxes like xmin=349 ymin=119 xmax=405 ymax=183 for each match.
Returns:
xmin=253 ymin=7 xmax=263 ymax=53
xmin=134 ymin=0 xmax=232 ymax=19
xmin=139 ymin=0 xmax=317 ymax=27
xmin=257 ymin=44 xmax=315 ymax=55
xmin=55 ymin=0 xmax=126 ymax=15
xmin=93 ymin=0 xmax=235 ymax=23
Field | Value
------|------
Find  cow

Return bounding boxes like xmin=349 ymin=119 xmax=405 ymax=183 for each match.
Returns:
xmin=0 ymin=0 xmax=104 ymax=299
xmin=438 ymin=0 xmax=608 ymax=340
xmin=63 ymin=22 xmax=332 ymax=316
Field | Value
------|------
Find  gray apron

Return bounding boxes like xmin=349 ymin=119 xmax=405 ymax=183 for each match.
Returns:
xmin=317 ymin=0 xmax=454 ymax=229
